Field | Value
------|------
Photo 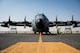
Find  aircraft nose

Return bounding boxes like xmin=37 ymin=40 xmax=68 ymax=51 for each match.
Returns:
xmin=37 ymin=19 xmax=42 ymax=23
xmin=36 ymin=19 xmax=44 ymax=29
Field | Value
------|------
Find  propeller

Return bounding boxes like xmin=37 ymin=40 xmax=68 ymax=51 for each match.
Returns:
xmin=7 ymin=16 xmax=11 ymax=28
xmin=24 ymin=16 xmax=26 ymax=28
xmin=1 ymin=16 xmax=11 ymax=28
xmin=9 ymin=16 xmax=11 ymax=22
xmin=56 ymin=15 xmax=58 ymax=28
xmin=72 ymin=15 xmax=74 ymax=21
xmin=71 ymin=15 xmax=76 ymax=27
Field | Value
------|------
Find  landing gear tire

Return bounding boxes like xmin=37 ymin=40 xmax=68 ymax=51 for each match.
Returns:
xmin=34 ymin=32 xmax=36 ymax=34
xmin=46 ymin=32 xmax=47 ymax=35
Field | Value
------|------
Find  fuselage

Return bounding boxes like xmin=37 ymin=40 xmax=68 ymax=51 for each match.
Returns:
xmin=31 ymin=14 xmax=49 ymax=32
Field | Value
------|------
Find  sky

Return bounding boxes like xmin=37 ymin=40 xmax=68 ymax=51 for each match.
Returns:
xmin=0 ymin=0 xmax=80 ymax=22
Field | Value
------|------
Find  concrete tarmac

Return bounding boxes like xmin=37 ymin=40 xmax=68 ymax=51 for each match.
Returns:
xmin=0 ymin=33 xmax=80 ymax=50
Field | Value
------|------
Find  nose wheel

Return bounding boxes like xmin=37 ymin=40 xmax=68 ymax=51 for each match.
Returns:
xmin=39 ymin=32 xmax=42 ymax=36
xmin=34 ymin=32 xmax=36 ymax=34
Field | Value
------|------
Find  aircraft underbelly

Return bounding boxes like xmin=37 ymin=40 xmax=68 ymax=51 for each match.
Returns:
xmin=33 ymin=26 xmax=49 ymax=32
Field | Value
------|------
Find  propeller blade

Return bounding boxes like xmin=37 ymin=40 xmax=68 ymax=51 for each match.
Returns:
xmin=56 ymin=15 xmax=58 ymax=28
xmin=8 ymin=23 xmax=10 ymax=28
xmin=9 ymin=15 xmax=11 ymax=22
xmin=24 ymin=16 xmax=26 ymax=28
xmin=24 ymin=16 xmax=26 ymax=22
xmin=72 ymin=15 xmax=74 ymax=21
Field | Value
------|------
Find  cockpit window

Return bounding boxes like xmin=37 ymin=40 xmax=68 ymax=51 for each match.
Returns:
xmin=35 ymin=14 xmax=48 ymax=20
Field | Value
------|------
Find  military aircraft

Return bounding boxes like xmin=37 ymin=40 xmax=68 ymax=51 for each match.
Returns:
xmin=0 ymin=13 xmax=80 ymax=34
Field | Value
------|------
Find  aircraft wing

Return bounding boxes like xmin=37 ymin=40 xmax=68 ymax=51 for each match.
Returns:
xmin=14 ymin=21 xmax=32 ymax=27
xmin=0 ymin=21 xmax=32 ymax=28
xmin=49 ymin=21 xmax=80 ymax=27
xmin=49 ymin=21 xmax=54 ymax=27
xmin=73 ymin=21 xmax=80 ymax=27
xmin=0 ymin=16 xmax=32 ymax=28
xmin=49 ymin=21 xmax=66 ymax=27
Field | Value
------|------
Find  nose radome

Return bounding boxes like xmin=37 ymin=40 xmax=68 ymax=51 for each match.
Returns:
xmin=36 ymin=19 xmax=44 ymax=29
xmin=37 ymin=19 xmax=42 ymax=23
